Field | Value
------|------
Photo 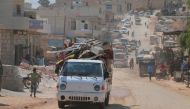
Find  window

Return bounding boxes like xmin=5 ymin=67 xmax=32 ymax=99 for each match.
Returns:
xmin=61 ymin=62 xmax=102 ymax=77
xmin=99 ymin=8 xmax=102 ymax=14
xmin=16 ymin=5 xmax=21 ymax=16
xmin=106 ymin=4 xmax=112 ymax=11
xmin=71 ymin=20 xmax=76 ymax=30
xmin=84 ymin=24 xmax=88 ymax=29
xmin=85 ymin=2 xmax=88 ymax=6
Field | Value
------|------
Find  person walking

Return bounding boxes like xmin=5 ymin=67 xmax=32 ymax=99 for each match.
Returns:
xmin=28 ymin=68 xmax=41 ymax=98
xmin=132 ymin=31 xmax=134 ymax=37
xmin=0 ymin=60 xmax=3 ymax=96
xmin=138 ymin=40 xmax=141 ymax=46
xmin=129 ymin=58 xmax=134 ymax=70
xmin=147 ymin=64 xmax=154 ymax=81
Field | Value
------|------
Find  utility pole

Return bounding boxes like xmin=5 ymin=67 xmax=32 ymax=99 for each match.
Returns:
xmin=64 ymin=15 xmax=66 ymax=42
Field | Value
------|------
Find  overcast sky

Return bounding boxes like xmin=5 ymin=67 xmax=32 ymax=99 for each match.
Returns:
xmin=25 ymin=0 xmax=55 ymax=8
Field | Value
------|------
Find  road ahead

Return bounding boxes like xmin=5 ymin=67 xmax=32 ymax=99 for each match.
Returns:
xmin=1 ymin=16 xmax=190 ymax=109
xmin=17 ymin=67 xmax=190 ymax=109
xmin=27 ymin=16 xmax=190 ymax=109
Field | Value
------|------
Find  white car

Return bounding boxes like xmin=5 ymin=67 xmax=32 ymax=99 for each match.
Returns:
xmin=124 ymin=22 xmax=131 ymax=28
xmin=57 ymin=59 xmax=111 ymax=109
xmin=119 ymin=27 xmax=129 ymax=34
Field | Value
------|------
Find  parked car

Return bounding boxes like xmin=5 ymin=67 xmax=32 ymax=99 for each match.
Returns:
xmin=124 ymin=22 xmax=131 ymax=28
xmin=57 ymin=59 xmax=111 ymax=109
xmin=113 ymin=53 xmax=128 ymax=68
xmin=119 ymin=27 xmax=129 ymax=34
xmin=121 ymin=38 xmax=129 ymax=45
xmin=135 ymin=17 xmax=141 ymax=25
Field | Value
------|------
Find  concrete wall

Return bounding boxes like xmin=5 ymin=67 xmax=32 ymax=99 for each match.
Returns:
xmin=0 ymin=30 xmax=15 ymax=65
xmin=0 ymin=29 xmax=42 ymax=65
xmin=0 ymin=0 xmax=31 ymax=30
xmin=2 ymin=65 xmax=24 ymax=92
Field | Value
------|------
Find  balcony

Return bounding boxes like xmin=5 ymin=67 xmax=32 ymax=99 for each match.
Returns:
xmin=0 ymin=16 xmax=30 ymax=30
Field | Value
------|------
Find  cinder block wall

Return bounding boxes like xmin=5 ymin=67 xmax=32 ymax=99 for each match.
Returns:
xmin=2 ymin=65 xmax=24 ymax=92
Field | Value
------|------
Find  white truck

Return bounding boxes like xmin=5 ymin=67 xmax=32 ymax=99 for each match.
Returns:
xmin=57 ymin=59 xmax=111 ymax=109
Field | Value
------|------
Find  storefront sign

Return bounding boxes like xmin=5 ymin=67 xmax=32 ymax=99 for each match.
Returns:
xmin=29 ymin=20 xmax=43 ymax=29
xmin=48 ymin=39 xmax=64 ymax=47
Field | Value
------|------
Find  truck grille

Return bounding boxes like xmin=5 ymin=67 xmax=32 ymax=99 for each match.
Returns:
xmin=69 ymin=96 xmax=90 ymax=101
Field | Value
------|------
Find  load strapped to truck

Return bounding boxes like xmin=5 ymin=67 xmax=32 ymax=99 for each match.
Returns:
xmin=51 ymin=39 xmax=113 ymax=75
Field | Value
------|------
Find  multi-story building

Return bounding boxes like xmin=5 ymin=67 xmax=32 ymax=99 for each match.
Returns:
xmin=0 ymin=0 xmax=47 ymax=65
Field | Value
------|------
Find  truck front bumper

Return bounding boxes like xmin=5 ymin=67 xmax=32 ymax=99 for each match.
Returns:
xmin=57 ymin=91 xmax=106 ymax=103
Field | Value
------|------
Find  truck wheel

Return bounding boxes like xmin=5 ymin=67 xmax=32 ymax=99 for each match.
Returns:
xmin=58 ymin=101 xmax=65 ymax=109
xmin=99 ymin=103 xmax=105 ymax=109
xmin=105 ymin=93 xmax=110 ymax=106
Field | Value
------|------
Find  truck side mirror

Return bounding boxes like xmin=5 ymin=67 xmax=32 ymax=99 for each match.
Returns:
xmin=104 ymin=72 xmax=109 ymax=79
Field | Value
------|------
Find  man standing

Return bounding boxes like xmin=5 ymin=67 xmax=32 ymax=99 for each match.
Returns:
xmin=147 ymin=64 xmax=154 ymax=81
xmin=0 ymin=60 xmax=3 ymax=96
xmin=28 ymin=68 xmax=41 ymax=97
xmin=129 ymin=58 xmax=134 ymax=70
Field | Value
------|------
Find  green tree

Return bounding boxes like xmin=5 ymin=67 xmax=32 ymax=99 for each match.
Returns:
xmin=180 ymin=27 xmax=190 ymax=51
xmin=38 ymin=0 xmax=50 ymax=7
xmin=180 ymin=0 xmax=190 ymax=50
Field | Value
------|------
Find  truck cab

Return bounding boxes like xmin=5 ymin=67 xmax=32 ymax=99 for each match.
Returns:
xmin=57 ymin=59 xmax=111 ymax=109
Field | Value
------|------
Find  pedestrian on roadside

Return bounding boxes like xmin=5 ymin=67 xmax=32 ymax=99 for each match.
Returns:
xmin=147 ymin=64 xmax=154 ymax=81
xmin=181 ymin=59 xmax=189 ymax=80
xmin=139 ymin=40 xmax=141 ymax=46
xmin=0 ymin=60 xmax=3 ymax=96
xmin=127 ymin=31 xmax=130 ymax=36
xmin=132 ymin=31 xmax=134 ymax=37
xmin=145 ymin=32 xmax=147 ymax=37
xmin=28 ymin=68 xmax=41 ymax=98
xmin=145 ymin=22 xmax=147 ymax=26
xmin=129 ymin=58 xmax=134 ymax=69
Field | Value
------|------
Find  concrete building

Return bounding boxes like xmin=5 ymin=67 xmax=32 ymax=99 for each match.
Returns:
xmin=36 ymin=0 xmax=104 ymax=38
xmin=0 ymin=0 xmax=47 ymax=65
xmin=36 ymin=0 xmax=130 ymax=39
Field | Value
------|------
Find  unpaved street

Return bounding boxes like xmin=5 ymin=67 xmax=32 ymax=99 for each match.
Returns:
xmin=1 ymin=15 xmax=190 ymax=109
xmin=3 ymin=67 xmax=189 ymax=109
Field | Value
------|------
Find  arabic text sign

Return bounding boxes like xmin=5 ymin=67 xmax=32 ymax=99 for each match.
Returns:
xmin=29 ymin=20 xmax=43 ymax=29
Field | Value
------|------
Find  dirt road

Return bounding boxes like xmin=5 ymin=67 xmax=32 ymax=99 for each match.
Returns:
xmin=2 ymin=67 xmax=190 ymax=109
xmin=1 ymin=15 xmax=190 ymax=109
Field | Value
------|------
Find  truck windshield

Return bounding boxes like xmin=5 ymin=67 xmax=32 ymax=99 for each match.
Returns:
xmin=61 ymin=62 xmax=102 ymax=77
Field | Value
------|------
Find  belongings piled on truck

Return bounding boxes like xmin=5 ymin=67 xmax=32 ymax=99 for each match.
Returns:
xmin=52 ymin=39 xmax=113 ymax=75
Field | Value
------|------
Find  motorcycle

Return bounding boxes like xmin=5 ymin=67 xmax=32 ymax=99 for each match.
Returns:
xmin=22 ymin=75 xmax=31 ymax=89
xmin=156 ymin=69 xmax=170 ymax=80
xmin=22 ymin=75 xmax=40 ymax=89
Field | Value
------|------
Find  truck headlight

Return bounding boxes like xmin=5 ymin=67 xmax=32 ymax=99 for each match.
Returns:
xmin=60 ymin=84 xmax=66 ymax=90
xmin=94 ymin=85 xmax=100 ymax=91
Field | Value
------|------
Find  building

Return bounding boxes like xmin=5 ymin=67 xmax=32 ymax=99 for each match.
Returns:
xmin=0 ymin=0 xmax=47 ymax=65
xmin=36 ymin=0 xmax=131 ymax=39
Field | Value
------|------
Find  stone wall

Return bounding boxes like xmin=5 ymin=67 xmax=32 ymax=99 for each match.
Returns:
xmin=2 ymin=65 xmax=24 ymax=92
xmin=0 ymin=29 xmax=43 ymax=65
xmin=0 ymin=29 xmax=15 ymax=65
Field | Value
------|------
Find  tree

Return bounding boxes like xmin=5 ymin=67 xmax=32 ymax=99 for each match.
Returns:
xmin=180 ymin=0 xmax=190 ymax=51
xmin=38 ymin=0 xmax=50 ymax=7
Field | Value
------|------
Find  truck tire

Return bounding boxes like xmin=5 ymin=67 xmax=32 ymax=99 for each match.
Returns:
xmin=99 ymin=103 xmax=105 ymax=109
xmin=105 ymin=93 xmax=110 ymax=106
xmin=58 ymin=101 xmax=65 ymax=109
